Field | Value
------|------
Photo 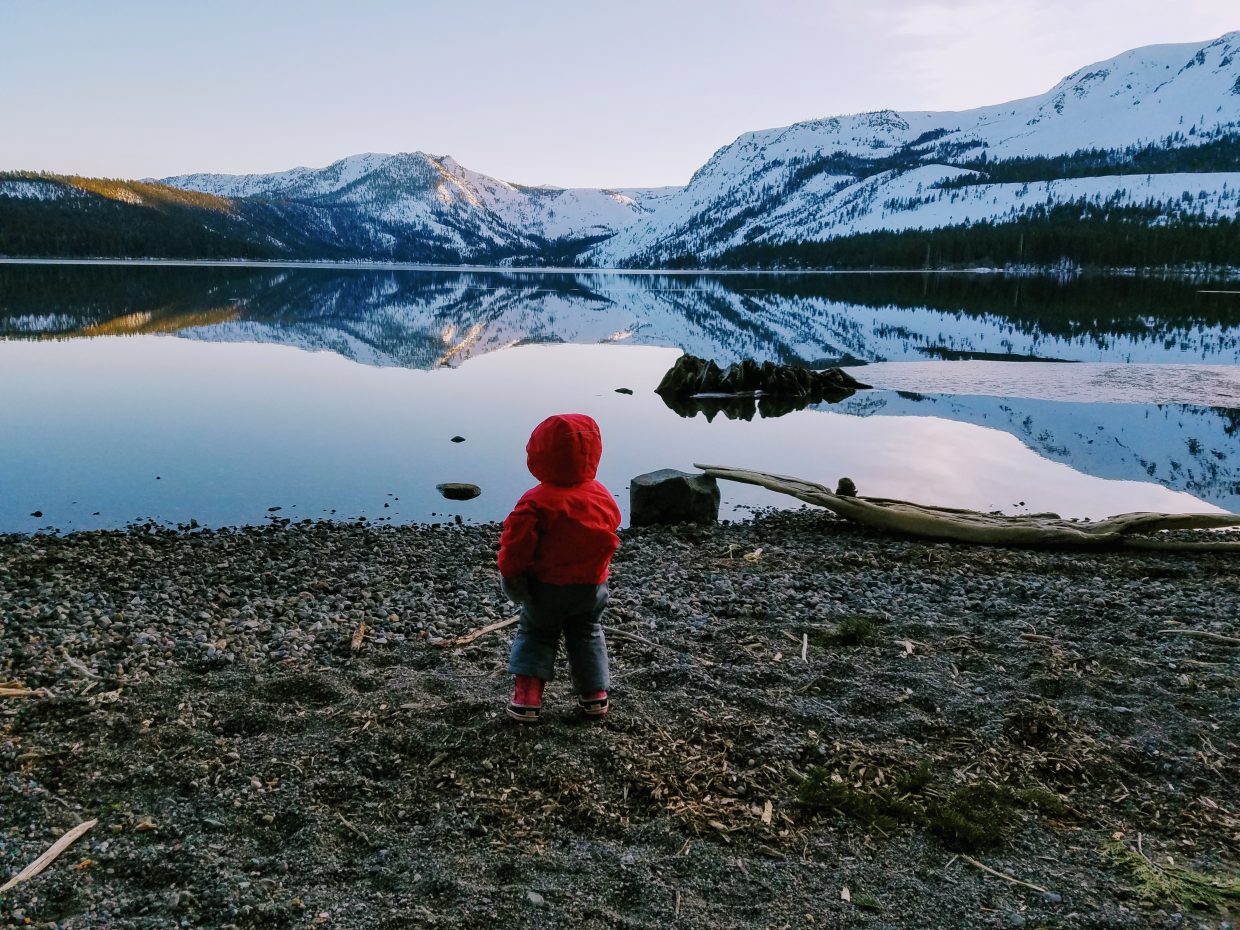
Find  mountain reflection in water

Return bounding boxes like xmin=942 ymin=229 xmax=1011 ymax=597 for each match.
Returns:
xmin=0 ymin=263 xmax=1236 ymax=531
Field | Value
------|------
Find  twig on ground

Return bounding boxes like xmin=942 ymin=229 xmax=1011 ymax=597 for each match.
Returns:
xmin=604 ymin=627 xmax=713 ymax=667
xmin=62 ymin=656 xmax=103 ymax=680
xmin=430 ymin=617 xmax=519 ymax=648
xmin=604 ymin=627 xmax=661 ymax=649
xmin=0 ymin=685 xmax=43 ymax=698
xmin=335 ymin=812 xmax=372 ymax=845
xmin=960 ymin=855 xmax=1050 ymax=894
xmin=1 ymin=819 xmax=97 ymax=893
xmin=1157 ymin=629 xmax=1240 ymax=647
xmin=428 ymin=610 xmax=716 ymax=666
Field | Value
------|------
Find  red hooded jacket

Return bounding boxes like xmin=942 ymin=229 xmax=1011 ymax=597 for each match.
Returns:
xmin=498 ymin=414 xmax=621 ymax=586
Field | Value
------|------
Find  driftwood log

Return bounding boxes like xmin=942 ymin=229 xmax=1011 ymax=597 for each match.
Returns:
xmin=696 ymin=464 xmax=1240 ymax=552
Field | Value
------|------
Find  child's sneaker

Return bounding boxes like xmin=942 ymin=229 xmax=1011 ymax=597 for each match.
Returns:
xmin=507 ymin=674 xmax=544 ymax=723
xmin=578 ymin=690 xmax=609 ymax=718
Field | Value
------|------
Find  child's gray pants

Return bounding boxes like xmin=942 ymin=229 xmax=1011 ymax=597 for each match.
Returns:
xmin=507 ymin=579 xmax=610 ymax=693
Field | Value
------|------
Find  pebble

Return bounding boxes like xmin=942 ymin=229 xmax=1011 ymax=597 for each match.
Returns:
xmin=526 ymin=891 xmax=546 ymax=907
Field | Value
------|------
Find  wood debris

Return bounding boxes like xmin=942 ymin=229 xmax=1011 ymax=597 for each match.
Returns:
xmin=430 ymin=617 xmax=518 ymax=648
xmin=697 ymin=463 xmax=1240 ymax=551
xmin=1 ymin=819 xmax=97 ymax=894
xmin=960 ymin=855 xmax=1051 ymax=894
xmin=1157 ymin=629 xmax=1240 ymax=647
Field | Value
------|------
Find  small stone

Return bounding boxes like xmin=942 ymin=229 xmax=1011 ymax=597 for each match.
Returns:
xmin=30 ymin=511 xmax=43 ymax=518
xmin=526 ymin=891 xmax=546 ymax=907
xmin=450 ymin=436 xmax=466 ymax=443
xmin=1042 ymin=891 xmax=1062 ymax=905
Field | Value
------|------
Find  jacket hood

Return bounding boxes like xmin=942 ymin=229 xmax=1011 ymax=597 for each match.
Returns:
xmin=526 ymin=413 xmax=603 ymax=486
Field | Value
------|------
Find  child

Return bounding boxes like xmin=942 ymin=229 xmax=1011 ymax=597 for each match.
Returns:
xmin=498 ymin=413 xmax=621 ymax=723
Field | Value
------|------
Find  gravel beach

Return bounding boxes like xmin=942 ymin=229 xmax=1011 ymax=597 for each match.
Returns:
xmin=1 ymin=510 xmax=1237 ymax=929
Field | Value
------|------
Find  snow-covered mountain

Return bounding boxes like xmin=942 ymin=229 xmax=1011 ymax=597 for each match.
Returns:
xmin=152 ymin=32 xmax=1240 ymax=268
xmin=163 ymin=152 xmax=676 ymax=261
xmin=3 ymin=32 xmax=1234 ymax=266
xmin=588 ymin=32 xmax=1240 ymax=265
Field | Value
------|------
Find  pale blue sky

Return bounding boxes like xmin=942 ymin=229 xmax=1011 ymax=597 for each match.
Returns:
xmin=1 ymin=0 xmax=1235 ymax=187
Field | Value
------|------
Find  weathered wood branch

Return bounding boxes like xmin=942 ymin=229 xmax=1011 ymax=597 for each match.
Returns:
xmin=430 ymin=617 xmax=519 ymax=648
xmin=1 ymin=819 xmax=97 ymax=893
xmin=1157 ymin=629 xmax=1240 ymax=646
xmin=695 ymin=463 xmax=1240 ymax=552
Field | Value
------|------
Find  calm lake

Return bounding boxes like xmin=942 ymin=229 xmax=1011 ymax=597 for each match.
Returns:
xmin=1 ymin=262 xmax=1237 ymax=533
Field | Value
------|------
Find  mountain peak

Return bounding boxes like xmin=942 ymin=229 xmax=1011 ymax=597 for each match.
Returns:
xmin=148 ymin=31 xmax=1239 ymax=269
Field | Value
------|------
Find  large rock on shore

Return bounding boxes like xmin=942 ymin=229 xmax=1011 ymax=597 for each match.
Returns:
xmin=630 ymin=469 xmax=720 ymax=526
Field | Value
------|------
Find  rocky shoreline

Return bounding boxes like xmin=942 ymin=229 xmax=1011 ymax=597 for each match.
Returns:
xmin=2 ymin=511 xmax=1237 ymax=929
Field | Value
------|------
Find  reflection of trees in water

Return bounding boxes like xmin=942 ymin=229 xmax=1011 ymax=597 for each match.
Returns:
xmin=3 ymin=264 xmax=1234 ymax=509
xmin=658 ymin=391 xmax=853 ymax=421
xmin=1 ymin=265 xmax=1235 ymax=365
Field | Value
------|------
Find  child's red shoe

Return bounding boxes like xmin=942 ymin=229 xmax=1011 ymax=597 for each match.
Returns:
xmin=507 ymin=674 xmax=544 ymax=724
xmin=578 ymin=690 xmax=609 ymax=718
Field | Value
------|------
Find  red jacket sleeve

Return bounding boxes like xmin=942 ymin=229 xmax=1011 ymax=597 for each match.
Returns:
xmin=497 ymin=496 xmax=540 ymax=579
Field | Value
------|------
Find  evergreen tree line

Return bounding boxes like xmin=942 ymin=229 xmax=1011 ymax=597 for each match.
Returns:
xmin=935 ymin=135 xmax=1240 ymax=188
xmin=4 ymin=257 xmax=1235 ymax=354
xmin=0 ymin=182 xmax=280 ymax=260
xmin=778 ymin=135 xmax=1236 ymax=195
xmin=692 ymin=204 xmax=1239 ymax=271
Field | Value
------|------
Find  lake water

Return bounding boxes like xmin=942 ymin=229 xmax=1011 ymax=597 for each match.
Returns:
xmin=1 ymin=262 xmax=1237 ymax=533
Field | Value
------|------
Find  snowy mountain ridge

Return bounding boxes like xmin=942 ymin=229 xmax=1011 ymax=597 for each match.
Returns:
xmin=163 ymin=151 xmax=677 ymax=259
xmin=589 ymin=32 xmax=1240 ymax=264
xmin=150 ymin=31 xmax=1240 ymax=265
